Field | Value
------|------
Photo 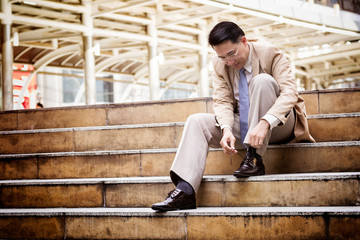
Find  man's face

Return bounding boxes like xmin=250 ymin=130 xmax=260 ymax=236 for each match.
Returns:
xmin=213 ymin=36 xmax=249 ymax=70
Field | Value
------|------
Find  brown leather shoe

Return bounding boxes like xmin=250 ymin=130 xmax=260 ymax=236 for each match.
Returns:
xmin=151 ymin=188 xmax=196 ymax=212
xmin=234 ymin=147 xmax=265 ymax=177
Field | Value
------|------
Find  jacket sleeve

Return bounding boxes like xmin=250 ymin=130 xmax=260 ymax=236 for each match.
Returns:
xmin=212 ymin=57 xmax=236 ymax=129
xmin=261 ymin=45 xmax=298 ymax=125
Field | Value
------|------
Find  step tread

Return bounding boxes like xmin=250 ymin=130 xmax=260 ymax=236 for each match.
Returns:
xmin=0 ymin=141 xmax=359 ymax=158
xmin=0 ymin=97 xmax=212 ymax=114
xmin=307 ymin=112 xmax=360 ymax=119
xmin=1 ymin=206 xmax=359 ymax=217
xmin=0 ymin=122 xmax=186 ymax=135
xmin=1 ymin=112 xmax=359 ymax=134
xmin=1 ymin=172 xmax=359 ymax=186
xmin=0 ymin=87 xmax=359 ymax=114
xmin=299 ymin=87 xmax=360 ymax=94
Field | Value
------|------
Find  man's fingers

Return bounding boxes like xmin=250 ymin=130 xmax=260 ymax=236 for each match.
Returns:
xmin=220 ymin=138 xmax=237 ymax=155
xmin=230 ymin=137 xmax=236 ymax=149
xmin=249 ymin=139 xmax=264 ymax=148
xmin=220 ymin=130 xmax=238 ymax=155
xmin=250 ymin=137 xmax=263 ymax=148
xmin=248 ymin=120 xmax=270 ymax=148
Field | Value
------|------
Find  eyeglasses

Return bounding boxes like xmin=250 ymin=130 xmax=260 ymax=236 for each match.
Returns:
xmin=218 ymin=44 xmax=240 ymax=63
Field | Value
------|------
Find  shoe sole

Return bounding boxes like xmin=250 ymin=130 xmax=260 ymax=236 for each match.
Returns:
xmin=151 ymin=205 xmax=196 ymax=212
xmin=233 ymin=171 xmax=265 ymax=178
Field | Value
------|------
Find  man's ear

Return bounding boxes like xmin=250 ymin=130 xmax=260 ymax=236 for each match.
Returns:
xmin=241 ymin=36 xmax=247 ymax=44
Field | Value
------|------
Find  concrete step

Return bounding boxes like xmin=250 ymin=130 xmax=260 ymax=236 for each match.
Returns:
xmin=308 ymin=113 xmax=360 ymax=142
xmin=0 ymin=206 xmax=359 ymax=239
xmin=1 ymin=88 xmax=359 ymax=131
xmin=1 ymin=173 xmax=359 ymax=208
xmin=1 ymin=141 xmax=359 ymax=180
xmin=0 ymin=98 xmax=212 ymax=131
xmin=0 ymin=122 xmax=182 ymax=154
xmin=301 ymin=88 xmax=360 ymax=115
xmin=0 ymin=113 xmax=359 ymax=154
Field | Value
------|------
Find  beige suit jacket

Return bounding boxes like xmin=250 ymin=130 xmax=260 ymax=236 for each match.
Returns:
xmin=212 ymin=40 xmax=315 ymax=143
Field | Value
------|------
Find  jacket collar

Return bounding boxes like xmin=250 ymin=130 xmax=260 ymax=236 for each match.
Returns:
xmin=249 ymin=41 xmax=260 ymax=76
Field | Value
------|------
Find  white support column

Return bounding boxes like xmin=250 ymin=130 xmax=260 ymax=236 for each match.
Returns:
xmin=82 ymin=0 xmax=96 ymax=105
xmin=198 ymin=25 xmax=209 ymax=97
xmin=147 ymin=14 xmax=160 ymax=100
xmin=113 ymin=73 xmax=122 ymax=103
xmin=1 ymin=0 xmax=13 ymax=110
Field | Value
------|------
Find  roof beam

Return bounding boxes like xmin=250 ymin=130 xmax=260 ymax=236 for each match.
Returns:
xmin=12 ymin=5 xmax=79 ymax=21
xmin=307 ymin=66 xmax=360 ymax=78
xmin=61 ymin=52 xmax=79 ymax=66
xmin=157 ymin=30 xmax=195 ymax=41
xmin=327 ymin=73 xmax=360 ymax=83
xmin=159 ymin=5 xmax=212 ymax=17
xmin=188 ymin=0 xmax=360 ymax=36
xmin=158 ymin=8 xmax=223 ymax=27
xmin=93 ymin=18 xmax=144 ymax=32
xmin=14 ymin=46 xmax=33 ymax=61
xmin=159 ymin=24 xmax=202 ymax=34
xmin=18 ymin=28 xmax=78 ymax=42
xmin=92 ymin=0 xmax=156 ymax=17
xmin=165 ymin=67 xmax=196 ymax=88
xmin=100 ymin=13 xmax=151 ymax=25
xmin=33 ymin=44 xmax=80 ymax=69
xmin=15 ymin=0 xmax=86 ymax=13
xmin=11 ymin=15 xmax=87 ymax=32
xmin=95 ymin=50 xmax=147 ymax=73
xmin=9 ymin=14 xmax=151 ymax=42
xmin=294 ymin=49 xmax=360 ymax=65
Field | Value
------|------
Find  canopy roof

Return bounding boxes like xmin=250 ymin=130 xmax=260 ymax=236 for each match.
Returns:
xmin=4 ymin=0 xmax=360 ymax=90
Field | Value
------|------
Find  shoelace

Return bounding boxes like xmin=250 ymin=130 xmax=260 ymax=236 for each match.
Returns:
xmin=243 ymin=154 xmax=254 ymax=166
xmin=170 ymin=188 xmax=181 ymax=198
xmin=166 ymin=188 xmax=181 ymax=199
xmin=242 ymin=147 xmax=258 ymax=166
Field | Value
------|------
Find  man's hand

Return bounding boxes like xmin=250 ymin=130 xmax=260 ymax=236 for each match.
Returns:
xmin=220 ymin=128 xmax=238 ymax=155
xmin=248 ymin=119 xmax=270 ymax=148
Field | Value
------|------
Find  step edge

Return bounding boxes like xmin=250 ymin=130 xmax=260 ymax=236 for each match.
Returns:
xmin=1 ymin=141 xmax=358 ymax=158
xmin=1 ymin=112 xmax=359 ymax=135
xmin=1 ymin=87 xmax=359 ymax=114
xmin=0 ymin=122 xmax=186 ymax=135
xmin=0 ymin=206 xmax=359 ymax=217
xmin=0 ymin=172 xmax=359 ymax=186
xmin=299 ymin=87 xmax=360 ymax=95
xmin=0 ymin=97 xmax=213 ymax=114
xmin=307 ymin=112 xmax=360 ymax=119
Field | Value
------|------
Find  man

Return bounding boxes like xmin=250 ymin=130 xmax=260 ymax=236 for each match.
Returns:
xmin=151 ymin=21 xmax=314 ymax=212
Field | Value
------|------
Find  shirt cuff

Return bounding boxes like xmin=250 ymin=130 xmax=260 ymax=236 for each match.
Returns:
xmin=220 ymin=124 xmax=232 ymax=132
xmin=262 ymin=114 xmax=281 ymax=130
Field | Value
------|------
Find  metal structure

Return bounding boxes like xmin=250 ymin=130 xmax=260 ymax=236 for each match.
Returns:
xmin=1 ymin=0 xmax=360 ymax=110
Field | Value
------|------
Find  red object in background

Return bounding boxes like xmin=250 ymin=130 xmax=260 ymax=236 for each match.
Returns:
xmin=13 ymin=64 xmax=37 ymax=109
xmin=21 ymin=97 xmax=30 ymax=109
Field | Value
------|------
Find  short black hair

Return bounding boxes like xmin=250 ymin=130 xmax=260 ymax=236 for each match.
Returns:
xmin=208 ymin=21 xmax=245 ymax=46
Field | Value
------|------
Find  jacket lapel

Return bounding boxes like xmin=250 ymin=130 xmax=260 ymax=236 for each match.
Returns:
xmin=217 ymin=61 xmax=235 ymax=94
xmin=249 ymin=42 xmax=260 ymax=76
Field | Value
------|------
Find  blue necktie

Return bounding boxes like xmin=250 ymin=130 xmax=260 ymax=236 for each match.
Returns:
xmin=239 ymin=68 xmax=249 ymax=146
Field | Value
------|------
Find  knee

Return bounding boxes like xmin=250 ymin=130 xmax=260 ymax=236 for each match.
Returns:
xmin=186 ymin=113 xmax=212 ymax=123
xmin=252 ymin=74 xmax=276 ymax=87
xmin=186 ymin=113 xmax=215 ymax=127
xmin=251 ymin=73 xmax=279 ymax=94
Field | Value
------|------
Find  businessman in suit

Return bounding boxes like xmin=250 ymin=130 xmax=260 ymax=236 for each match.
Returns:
xmin=152 ymin=21 xmax=314 ymax=211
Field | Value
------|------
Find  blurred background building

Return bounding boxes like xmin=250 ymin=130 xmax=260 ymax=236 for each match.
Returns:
xmin=1 ymin=0 xmax=359 ymax=110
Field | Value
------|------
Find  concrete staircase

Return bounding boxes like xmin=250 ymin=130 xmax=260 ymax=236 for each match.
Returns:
xmin=0 ymin=88 xmax=359 ymax=239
